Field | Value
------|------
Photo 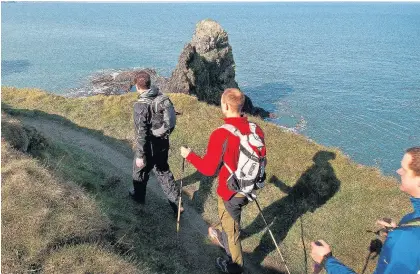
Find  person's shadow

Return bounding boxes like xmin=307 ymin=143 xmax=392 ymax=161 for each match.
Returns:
xmin=176 ymin=170 xmax=217 ymax=214
xmin=242 ymin=150 xmax=341 ymax=272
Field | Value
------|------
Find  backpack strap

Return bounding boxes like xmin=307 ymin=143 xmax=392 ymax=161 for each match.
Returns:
xmin=224 ymin=162 xmax=234 ymax=174
xmin=220 ymin=124 xmax=243 ymax=138
xmin=219 ymin=123 xmax=259 ymax=138
xmin=219 ymin=123 xmax=261 ymax=161
xmin=138 ymin=94 xmax=168 ymax=113
xmin=249 ymin=122 xmax=258 ymax=134
xmin=398 ymin=217 xmax=420 ymax=228
xmin=248 ymin=122 xmax=264 ymax=149
xmin=219 ymin=124 xmax=241 ymax=175
xmin=152 ymin=94 xmax=171 ymax=113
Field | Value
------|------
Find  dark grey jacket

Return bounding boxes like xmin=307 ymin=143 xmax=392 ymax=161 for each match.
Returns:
xmin=133 ymin=87 xmax=159 ymax=159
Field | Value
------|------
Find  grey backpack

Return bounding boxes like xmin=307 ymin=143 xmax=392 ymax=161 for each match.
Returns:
xmin=138 ymin=94 xmax=176 ymax=138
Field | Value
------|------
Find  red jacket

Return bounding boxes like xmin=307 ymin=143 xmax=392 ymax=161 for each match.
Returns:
xmin=186 ymin=116 xmax=266 ymax=201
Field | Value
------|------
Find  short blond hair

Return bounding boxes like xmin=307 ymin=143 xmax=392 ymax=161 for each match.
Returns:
xmin=221 ymin=88 xmax=245 ymax=113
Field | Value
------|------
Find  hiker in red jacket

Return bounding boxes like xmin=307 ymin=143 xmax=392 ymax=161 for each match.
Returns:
xmin=181 ymin=88 xmax=266 ymax=274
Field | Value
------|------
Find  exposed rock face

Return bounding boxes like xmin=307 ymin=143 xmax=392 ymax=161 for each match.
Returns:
xmin=163 ymin=19 xmax=238 ymax=105
xmin=163 ymin=19 xmax=268 ymax=117
xmin=243 ymin=96 xmax=271 ymax=118
xmin=68 ymin=68 xmax=165 ymax=97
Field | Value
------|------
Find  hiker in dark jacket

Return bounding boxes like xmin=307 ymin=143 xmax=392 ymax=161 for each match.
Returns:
xmin=129 ymin=70 xmax=182 ymax=214
xmin=311 ymin=147 xmax=420 ymax=274
xmin=181 ymin=88 xmax=266 ymax=274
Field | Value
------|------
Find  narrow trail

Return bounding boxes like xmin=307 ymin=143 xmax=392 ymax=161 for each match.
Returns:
xmin=21 ymin=116 xmax=276 ymax=274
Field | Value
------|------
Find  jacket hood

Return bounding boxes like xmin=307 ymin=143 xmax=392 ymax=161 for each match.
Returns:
xmin=138 ymin=86 xmax=160 ymax=99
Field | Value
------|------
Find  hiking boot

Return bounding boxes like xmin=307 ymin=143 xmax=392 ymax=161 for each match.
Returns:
xmin=168 ymin=200 xmax=184 ymax=216
xmin=128 ymin=189 xmax=145 ymax=204
xmin=216 ymin=257 xmax=244 ymax=274
xmin=208 ymin=227 xmax=224 ymax=248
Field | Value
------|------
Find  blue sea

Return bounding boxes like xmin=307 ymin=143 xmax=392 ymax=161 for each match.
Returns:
xmin=2 ymin=2 xmax=419 ymax=176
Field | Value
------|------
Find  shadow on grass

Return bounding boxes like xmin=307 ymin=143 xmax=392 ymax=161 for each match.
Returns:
xmin=176 ymin=170 xmax=217 ymax=214
xmin=2 ymin=104 xmax=285 ymax=273
xmin=1 ymin=102 xmax=133 ymax=158
xmin=242 ymin=151 xmax=341 ymax=273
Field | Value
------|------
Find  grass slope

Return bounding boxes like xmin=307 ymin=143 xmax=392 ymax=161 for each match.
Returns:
xmin=1 ymin=114 xmax=142 ymax=273
xmin=1 ymin=111 xmax=206 ymax=273
xmin=2 ymin=86 xmax=411 ymax=273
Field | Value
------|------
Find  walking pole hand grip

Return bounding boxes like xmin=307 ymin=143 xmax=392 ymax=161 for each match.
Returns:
xmin=382 ymin=217 xmax=392 ymax=224
xmin=314 ymin=241 xmax=323 ymax=246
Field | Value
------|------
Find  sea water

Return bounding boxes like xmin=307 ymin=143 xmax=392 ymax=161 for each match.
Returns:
xmin=2 ymin=2 xmax=419 ymax=176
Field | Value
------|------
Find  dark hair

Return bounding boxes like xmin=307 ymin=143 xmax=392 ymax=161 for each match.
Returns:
xmin=134 ymin=71 xmax=151 ymax=90
xmin=406 ymin=147 xmax=420 ymax=176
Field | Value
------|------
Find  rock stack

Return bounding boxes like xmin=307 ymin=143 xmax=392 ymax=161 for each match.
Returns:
xmin=163 ymin=19 xmax=238 ymax=106
xmin=163 ymin=19 xmax=269 ymax=117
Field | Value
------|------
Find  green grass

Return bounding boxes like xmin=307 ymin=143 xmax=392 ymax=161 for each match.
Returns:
xmin=1 ymin=86 xmax=411 ymax=273
xmin=1 ymin=126 xmax=128 ymax=273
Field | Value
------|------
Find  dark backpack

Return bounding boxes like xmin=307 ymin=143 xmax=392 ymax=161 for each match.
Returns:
xmin=138 ymin=94 xmax=176 ymax=138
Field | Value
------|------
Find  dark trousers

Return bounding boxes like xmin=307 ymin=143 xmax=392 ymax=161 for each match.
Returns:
xmin=132 ymin=137 xmax=179 ymax=204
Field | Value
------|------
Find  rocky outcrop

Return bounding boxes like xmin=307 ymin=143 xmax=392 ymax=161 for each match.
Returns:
xmin=163 ymin=19 xmax=238 ymax=105
xmin=162 ymin=19 xmax=270 ymax=117
xmin=68 ymin=68 xmax=165 ymax=96
xmin=243 ymin=96 xmax=271 ymax=118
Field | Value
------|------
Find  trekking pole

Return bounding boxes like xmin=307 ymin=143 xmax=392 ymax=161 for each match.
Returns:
xmin=254 ymin=198 xmax=291 ymax=274
xmin=176 ymin=158 xmax=185 ymax=233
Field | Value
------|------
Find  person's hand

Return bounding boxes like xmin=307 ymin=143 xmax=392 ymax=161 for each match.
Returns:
xmin=376 ymin=218 xmax=397 ymax=236
xmin=136 ymin=158 xmax=145 ymax=169
xmin=376 ymin=218 xmax=397 ymax=228
xmin=180 ymin=146 xmax=191 ymax=158
xmin=310 ymin=240 xmax=332 ymax=264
